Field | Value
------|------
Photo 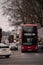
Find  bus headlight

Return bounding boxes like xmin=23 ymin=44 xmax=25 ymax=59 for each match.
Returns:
xmin=22 ymin=46 xmax=24 ymax=49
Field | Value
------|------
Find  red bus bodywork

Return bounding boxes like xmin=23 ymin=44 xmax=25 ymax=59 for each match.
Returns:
xmin=21 ymin=24 xmax=38 ymax=52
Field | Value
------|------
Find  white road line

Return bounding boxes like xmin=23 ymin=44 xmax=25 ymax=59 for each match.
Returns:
xmin=21 ymin=53 xmax=25 ymax=55
xmin=34 ymin=53 xmax=40 ymax=56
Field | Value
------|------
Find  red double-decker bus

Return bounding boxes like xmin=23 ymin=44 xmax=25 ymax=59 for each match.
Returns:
xmin=21 ymin=24 xmax=38 ymax=52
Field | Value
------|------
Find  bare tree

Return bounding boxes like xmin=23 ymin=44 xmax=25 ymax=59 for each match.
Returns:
xmin=22 ymin=0 xmax=43 ymax=25
xmin=2 ymin=0 xmax=22 ymax=26
xmin=2 ymin=0 xmax=43 ymax=26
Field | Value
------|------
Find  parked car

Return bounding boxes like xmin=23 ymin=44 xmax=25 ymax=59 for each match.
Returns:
xmin=9 ymin=42 xmax=18 ymax=50
xmin=0 ymin=43 xmax=11 ymax=58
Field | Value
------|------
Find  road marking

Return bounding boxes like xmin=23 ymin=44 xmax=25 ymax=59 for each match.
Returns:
xmin=21 ymin=53 xmax=25 ymax=55
xmin=34 ymin=53 xmax=40 ymax=56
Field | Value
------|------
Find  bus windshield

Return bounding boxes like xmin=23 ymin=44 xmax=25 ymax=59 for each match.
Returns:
xmin=23 ymin=26 xmax=37 ymax=33
xmin=22 ymin=26 xmax=37 ymax=45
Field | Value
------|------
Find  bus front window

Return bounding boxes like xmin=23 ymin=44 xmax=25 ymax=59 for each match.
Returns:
xmin=22 ymin=26 xmax=37 ymax=45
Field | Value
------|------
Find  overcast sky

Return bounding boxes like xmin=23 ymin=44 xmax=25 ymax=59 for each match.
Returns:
xmin=0 ymin=0 xmax=14 ymax=31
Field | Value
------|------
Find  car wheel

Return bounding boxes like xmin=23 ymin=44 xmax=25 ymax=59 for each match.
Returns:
xmin=16 ymin=48 xmax=18 ymax=50
xmin=6 ymin=55 xmax=10 ymax=58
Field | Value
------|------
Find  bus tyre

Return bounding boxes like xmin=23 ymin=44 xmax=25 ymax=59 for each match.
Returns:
xmin=21 ymin=50 xmax=24 ymax=53
xmin=35 ymin=50 xmax=38 ymax=52
xmin=6 ymin=55 xmax=10 ymax=58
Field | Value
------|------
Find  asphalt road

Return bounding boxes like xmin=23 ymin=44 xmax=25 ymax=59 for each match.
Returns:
xmin=0 ymin=45 xmax=43 ymax=65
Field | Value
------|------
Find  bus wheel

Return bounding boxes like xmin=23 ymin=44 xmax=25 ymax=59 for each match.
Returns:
xmin=21 ymin=50 xmax=24 ymax=53
xmin=35 ymin=50 xmax=38 ymax=52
